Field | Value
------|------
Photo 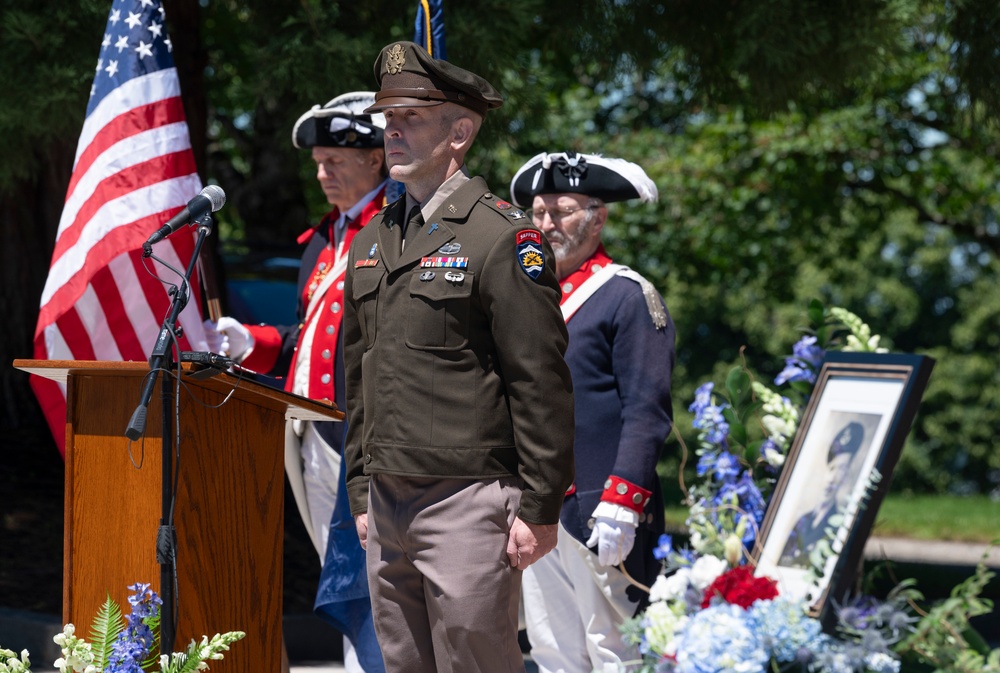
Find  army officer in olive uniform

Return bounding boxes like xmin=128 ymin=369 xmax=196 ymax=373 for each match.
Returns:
xmin=341 ymin=41 xmax=575 ymax=673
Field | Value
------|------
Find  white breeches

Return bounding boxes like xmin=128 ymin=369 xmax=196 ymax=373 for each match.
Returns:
xmin=300 ymin=421 xmax=342 ymax=560
xmin=522 ymin=523 xmax=640 ymax=673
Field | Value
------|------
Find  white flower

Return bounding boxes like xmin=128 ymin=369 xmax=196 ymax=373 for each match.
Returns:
xmin=762 ymin=445 xmax=786 ymax=468
xmin=865 ymin=652 xmax=901 ymax=673
xmin=690 ymin=555 xmax=727 ymax=590
xmin=650 ymin=568 xmax=692 ymax=603
xmin=724 ymin=534 xmax=743 ymax=566
xmin=643 ymin=601 xmax=688 ymax=657
xmin=761 ymin=414 xmax=793 ymax=439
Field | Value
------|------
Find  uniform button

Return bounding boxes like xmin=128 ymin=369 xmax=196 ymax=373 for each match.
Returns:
xmin=604 ymin=478 xmax=612 ymax=490
xmin=318 ymin=262 xmax=328 ymax=271
xmin=337 ymin=280 xmax=345 ymax=290
xmin=484 ymin=192 xmax=493 ymax=199
xmin=321 ymin=349 xmax=332 ymax=360
xmin=321 ymin=373 xmax=331 ymax=384
xmin=309 ymin=282 xmax=318 ymax=291
xmin=616 ymin=483 xmax=628 ymax=495
xmin=365 ymin=454 xmax=372 ymax=464
xmin=562 ymin=282 xmax=573 ymax=293
xmin=326 ymin=325 xmax=335 ymax=335
xmin=331 ymin=302 xmax=341 ymax=313
xmin=587 ymin=518 xmax=595 ymax=529
xmin=591 ymin=263 xmax=602 ymax=273
xmin=633 ymin=493 xmax=643 ymax=504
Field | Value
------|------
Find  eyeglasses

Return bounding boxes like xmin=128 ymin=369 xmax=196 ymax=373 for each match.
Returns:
xmin=527 ymin=206 xmax=594 ymax=224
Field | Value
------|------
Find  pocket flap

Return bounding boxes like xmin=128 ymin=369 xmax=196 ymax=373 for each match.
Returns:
xmin=352 ymin=268 xmax=384 ymax=300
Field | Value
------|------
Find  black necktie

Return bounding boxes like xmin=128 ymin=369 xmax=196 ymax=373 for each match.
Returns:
xmin=402 ymin=205 xmax=424 ymax=251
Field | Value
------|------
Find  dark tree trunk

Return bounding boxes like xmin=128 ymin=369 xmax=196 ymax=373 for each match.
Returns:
xmin=0 ymin=139 xmax=75 ymax=448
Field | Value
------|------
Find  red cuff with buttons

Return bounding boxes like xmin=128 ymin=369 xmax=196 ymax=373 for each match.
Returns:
xmin=600 ymin=475 xmax=652 ymax=515
xmin=240 ymin=324 xmax=282 ymax=373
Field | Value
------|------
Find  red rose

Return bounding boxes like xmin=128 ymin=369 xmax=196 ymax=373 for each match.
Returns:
xmin=700 ymin=566 xmax=778 ymax=609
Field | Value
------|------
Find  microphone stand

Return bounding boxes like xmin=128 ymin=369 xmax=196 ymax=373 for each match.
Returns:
xmin=124 ymin=212 xmax=214 ymax=656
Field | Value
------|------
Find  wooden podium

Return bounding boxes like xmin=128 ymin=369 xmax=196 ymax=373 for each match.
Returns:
xmin=15 ymin=359 xmax=343 ymax=672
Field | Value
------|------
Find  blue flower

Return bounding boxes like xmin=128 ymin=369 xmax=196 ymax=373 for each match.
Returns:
xmin=692 ymin=404 xmax=730 ymax=446
xmin=747 ymin=597 xmax=825 ymax=664
xmin=713 ymin=452 xmax=741 ymax=483
xmin=106 ymin=583 xmax=162 ymax=673
xmin=688 ymin=382 xmax=715 ymax=416
xmin=713 ymin=472 xmax=767 ymax=547
xmin=774 ymin=358 xmax=815 ymax=385
xmin=673 ymin=603 xmax=768 ymax=673
xmin=792 ymin=335 xmax=824 ymax=367
xmin=775 ymin=336 xmax=825 ymax=386
xmin=653 ymin=534 xmax=674 ymax=561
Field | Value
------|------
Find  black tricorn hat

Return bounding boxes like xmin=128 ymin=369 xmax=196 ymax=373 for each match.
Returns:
xmin=363 ymin=41 xmax=503 ymax=117
xmin=292 ymin=91 xmax=385 ymax=149
xmin=509 ymin=151 xmax=658 ymax=208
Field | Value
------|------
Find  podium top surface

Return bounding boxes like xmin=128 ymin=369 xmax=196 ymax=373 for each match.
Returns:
xmin=14 ymin=358 xmax=343 ymax=422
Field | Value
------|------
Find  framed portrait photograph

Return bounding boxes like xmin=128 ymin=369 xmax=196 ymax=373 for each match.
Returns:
xmin=753 ymin=351 xmax=935 ymax=625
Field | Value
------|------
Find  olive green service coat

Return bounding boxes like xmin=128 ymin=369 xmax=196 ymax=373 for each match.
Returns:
xmin=342 ymin=176 xmax=575 ymax=525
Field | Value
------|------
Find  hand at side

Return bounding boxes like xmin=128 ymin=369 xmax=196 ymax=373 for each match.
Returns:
xmin=506 ymin=517 xmax=558 ymax=569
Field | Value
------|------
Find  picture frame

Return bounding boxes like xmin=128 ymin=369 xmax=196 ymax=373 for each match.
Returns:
xmin=753 ymin=351 xmax=935 ymax=625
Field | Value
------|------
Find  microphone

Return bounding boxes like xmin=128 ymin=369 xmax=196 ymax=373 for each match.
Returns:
xmin=145 ymin=185 xmax=226 ymax=247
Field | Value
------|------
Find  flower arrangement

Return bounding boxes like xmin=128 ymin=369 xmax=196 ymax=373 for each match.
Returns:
xmin=621 ymin=300 xmax=1000 ymax=673
xmin=1 ymin=583 xmax=244 ymax=673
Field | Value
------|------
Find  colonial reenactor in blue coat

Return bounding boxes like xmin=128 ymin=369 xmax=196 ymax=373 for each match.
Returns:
xmin=204 ymin=91 xmax=392 ymax=673
xmin=510 ymin=151 xmax=675 ymax=673
xmin=342 ymin=42 xmax=575 ymax=673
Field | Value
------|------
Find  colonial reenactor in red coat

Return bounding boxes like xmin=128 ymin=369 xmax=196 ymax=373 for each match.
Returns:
xmin=204 ymin=91 xmax=393 ymax=673
xmin=510 ymin=151 xmax=675 ymax=673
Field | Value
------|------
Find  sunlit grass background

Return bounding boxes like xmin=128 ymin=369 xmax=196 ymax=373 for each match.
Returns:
xmin=664 ymin=494 xmax=1000 ymax=543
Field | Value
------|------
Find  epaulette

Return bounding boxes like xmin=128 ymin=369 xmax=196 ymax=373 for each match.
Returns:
xmin=616 ymin=268 xmax=669 ymax=330
xmin=479 ymin=191 xmax=530 ymax=224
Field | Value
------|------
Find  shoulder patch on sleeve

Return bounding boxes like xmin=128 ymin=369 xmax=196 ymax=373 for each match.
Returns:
xmin=516 ymin=229 xmax=546 ymax=281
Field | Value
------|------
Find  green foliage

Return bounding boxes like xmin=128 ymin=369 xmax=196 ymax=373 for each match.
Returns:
xmin=5 ymin=0 xmax=1000 ymax=495
xmin=88 ymin=593 xmax=124 ymax=671
xmin=159 ymin=632 xmax=246 ymax=673
xmin=0 ymin=0 xmax=106 ymax=189
xmin=898 ymin=555 xmax=1000 ymax=672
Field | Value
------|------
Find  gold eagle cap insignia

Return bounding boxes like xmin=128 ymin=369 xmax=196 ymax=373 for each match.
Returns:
xmin=386 ymin=44 xmax=406 ymax=75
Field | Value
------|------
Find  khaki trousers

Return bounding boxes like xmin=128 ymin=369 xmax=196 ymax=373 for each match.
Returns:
xmin=367 ymin=474 xmax=525 ymax=673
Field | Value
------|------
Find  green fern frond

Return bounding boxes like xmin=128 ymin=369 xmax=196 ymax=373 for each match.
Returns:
xmin=88 ymin=593 xmax=124 ymax=669
xmin=140 ymin=612 xmax=161 ymax=670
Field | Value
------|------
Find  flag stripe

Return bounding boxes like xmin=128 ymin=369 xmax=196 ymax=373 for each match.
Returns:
xmin=64 ymin=113 xmax=193 ymax=233
xmin=55 ymin=308 xmax=98 ymax=361
xmin=90 ymin=263 xmax=142 ymax=359
xmin=67 ymin=95 xmax=188 ymax=199
xmin=52 ymin=149 xmax=197 ymax=265
xmin=32 ymin=0 xmax=208 ymax=455
xmin=38 ymin=172 xmax=203 ymax=326
xmin=74 ymin=66 xmax=183 ymax=168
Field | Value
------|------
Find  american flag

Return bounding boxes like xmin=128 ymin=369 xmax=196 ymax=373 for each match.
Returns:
xmin=31 ymin=0 xmax=209 ymax=455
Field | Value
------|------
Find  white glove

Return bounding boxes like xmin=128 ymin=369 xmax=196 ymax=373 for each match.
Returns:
xmin=202 ymin=317 xmax=254 ymax=360
xmin=586 ymin=502 xmax=638 ymax=567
